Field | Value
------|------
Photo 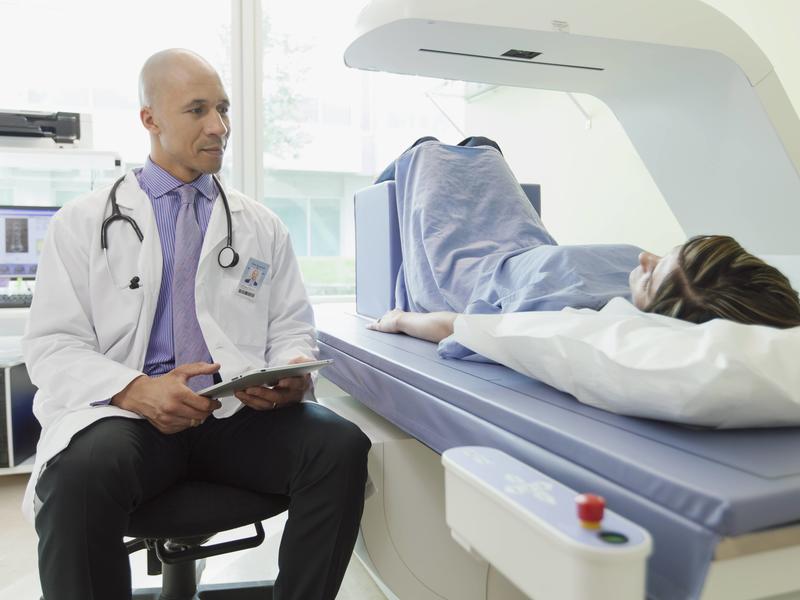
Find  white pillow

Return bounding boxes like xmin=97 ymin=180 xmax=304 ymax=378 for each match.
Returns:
xmin=452 ymin=297 xmax=800 ymax=428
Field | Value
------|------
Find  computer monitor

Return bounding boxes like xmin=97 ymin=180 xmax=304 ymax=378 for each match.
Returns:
xmin=0 ymin=205 xmax=59 ymax=279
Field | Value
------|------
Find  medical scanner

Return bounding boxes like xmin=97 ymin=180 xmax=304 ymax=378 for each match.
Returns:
xmin=311 ymin=1 xmax=800 ymax=599
xmin=316 ymin=179 xmax=800 ymax=599
xmin=442 ymin=447 xmax=651 ymax=600
xmin=344 ymin=0 xmax=800 ymax=256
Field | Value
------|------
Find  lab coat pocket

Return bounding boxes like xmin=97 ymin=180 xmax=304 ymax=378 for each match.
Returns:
xmin=231 ymin=292 xmax=270 ymax=350
xmin=94 ymin=284 xmax=145 ymax=357
xmin=211 ymin=261 xmax=270 ymax=354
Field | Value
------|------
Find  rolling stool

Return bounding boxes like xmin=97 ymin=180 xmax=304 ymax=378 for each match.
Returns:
xmin=126 ymin=481 xmax=289 ymax=600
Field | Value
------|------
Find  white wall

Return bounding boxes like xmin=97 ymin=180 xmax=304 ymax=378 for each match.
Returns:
xmin=463 ymin=0 xmax=800 ymax=255
xmin=703 ymin=0 xmax=800 ymax=116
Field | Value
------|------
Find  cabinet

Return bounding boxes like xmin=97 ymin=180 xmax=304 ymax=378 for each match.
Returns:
xmin=1 ymin=360 xmax=38 ymax=473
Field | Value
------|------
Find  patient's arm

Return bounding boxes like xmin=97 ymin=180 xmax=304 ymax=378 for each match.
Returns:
xmin=367 ymin=308 xmax=458 ymax=343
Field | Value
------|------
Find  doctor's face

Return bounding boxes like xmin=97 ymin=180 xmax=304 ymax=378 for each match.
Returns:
xmin=142 ymin=66 xmax=230 ymax=183
xmin=629 ymin=246 xmax=681 ymax=309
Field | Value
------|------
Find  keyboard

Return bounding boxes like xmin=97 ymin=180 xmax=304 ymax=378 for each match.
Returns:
xmin=0 ymin=294 xmax=33 ymax=308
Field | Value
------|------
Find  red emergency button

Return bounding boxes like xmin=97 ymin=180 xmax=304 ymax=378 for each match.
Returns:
xmin=576 ymin=493 xmax=605 ymax=529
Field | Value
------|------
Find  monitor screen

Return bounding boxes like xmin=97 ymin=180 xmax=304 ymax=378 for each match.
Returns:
xmin=0 ymin=205 xmax=59 ymax=279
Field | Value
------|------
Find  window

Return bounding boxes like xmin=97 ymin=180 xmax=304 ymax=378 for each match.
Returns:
xmin=268 ymin=194 xmax=354 ymax=295
xmin=3 ymin=0 xmax=472 ymax=298
xmin=269 ymin=197 xmax=308 ymax=255
xmin=268 ymin=196 xmax=341 ymax=257
xmin=262 ymin=0 xmax=469 ymax=296
xmin=309 ymin=199 xmax=340 ymax=256
xmin=0 ymin=0 xmax=232 ymax=205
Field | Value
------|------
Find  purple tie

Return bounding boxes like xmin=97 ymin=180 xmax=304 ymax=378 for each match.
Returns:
xmin=172 ymin=185 xmax=214 ymax=392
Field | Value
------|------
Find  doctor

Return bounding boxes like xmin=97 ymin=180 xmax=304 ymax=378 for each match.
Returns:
xmin=22 ymin=49 xmax=370 ymax=600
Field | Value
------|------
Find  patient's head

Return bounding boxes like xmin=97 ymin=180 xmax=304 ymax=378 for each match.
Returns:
xmin=629 ymin=235 xmax=800 ymax=328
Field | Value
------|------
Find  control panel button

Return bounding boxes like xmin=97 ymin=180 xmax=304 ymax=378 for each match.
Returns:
xmin=576 ymin=493 xmax=605 ymax=529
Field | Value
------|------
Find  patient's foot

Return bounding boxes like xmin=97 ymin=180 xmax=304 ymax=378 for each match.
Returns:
xmin=366 ymin=309 xmax=405 ymax=334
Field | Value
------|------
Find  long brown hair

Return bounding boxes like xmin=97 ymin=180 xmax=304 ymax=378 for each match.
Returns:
xmin=645 ymin=235 xmax=800 ymax=328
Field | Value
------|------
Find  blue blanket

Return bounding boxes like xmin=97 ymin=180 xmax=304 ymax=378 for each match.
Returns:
xmin=390 ymin=141 xmax=643 ymax=359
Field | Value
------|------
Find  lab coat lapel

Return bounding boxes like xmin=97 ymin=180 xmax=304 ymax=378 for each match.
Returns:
xmin=198 ymin=181 xmax=244 ymax=271
xmin=114 ymin=170 xmax=163 ymax=346
xmin=200 ymin=199 xmax=228 ymax=271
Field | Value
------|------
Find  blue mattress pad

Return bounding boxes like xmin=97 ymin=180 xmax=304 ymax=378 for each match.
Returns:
xmin=315 ymin=303 xmax=800 ymax=600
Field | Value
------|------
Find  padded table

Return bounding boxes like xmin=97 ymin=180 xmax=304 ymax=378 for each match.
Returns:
xmin=315 ymin=303 xmax=800 ymax=600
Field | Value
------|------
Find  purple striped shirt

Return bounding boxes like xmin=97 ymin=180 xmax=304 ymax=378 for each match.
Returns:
xmin=136 ymin=158 xmax=217 ymax=377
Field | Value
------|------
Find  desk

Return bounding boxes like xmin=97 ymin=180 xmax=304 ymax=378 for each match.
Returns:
xmin=0 ymin=308 xmax=29 ymax=336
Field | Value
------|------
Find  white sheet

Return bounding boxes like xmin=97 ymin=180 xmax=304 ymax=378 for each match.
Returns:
xmin=453 ymin=298 xmax=800 ymax=428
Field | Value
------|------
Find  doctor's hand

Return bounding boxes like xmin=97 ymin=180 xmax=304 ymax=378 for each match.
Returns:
xmin=111 ymin=362 xmax=222 ymax=434
xmin=235 ymin=355 xmax=313 ymax=411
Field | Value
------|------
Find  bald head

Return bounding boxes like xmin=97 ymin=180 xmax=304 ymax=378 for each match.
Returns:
xmin=137 ymin=49 xmax=231 ymax=182
xmin=138 ymin=49 xmax=221 ymax=109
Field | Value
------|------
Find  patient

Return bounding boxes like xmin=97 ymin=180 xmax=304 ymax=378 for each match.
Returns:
xmin=367 ymin=139 xmax=800 ymax=351
xmin=370 ymin=235 xmax=800 ymax=342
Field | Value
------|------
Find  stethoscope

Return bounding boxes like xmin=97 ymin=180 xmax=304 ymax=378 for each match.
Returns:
xmin=101 ymin=173 xmax=239 ymax=289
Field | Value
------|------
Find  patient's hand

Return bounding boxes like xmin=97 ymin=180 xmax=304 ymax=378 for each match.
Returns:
xmin=367 ymin=309 xmax=457 ymax=343
xmin=367 ymin=309 xmax=405 ymax=334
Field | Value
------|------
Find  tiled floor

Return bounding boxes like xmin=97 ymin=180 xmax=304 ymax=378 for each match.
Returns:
xmin=0 ymin=473 xmax=386 ymax=600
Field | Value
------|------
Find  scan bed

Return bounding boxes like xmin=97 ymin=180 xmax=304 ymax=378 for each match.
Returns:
xmin=313 ymin=180 xmax=800 ymax=600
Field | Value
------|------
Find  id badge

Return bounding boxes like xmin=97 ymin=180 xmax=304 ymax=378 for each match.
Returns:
xmin=237 ymin=258 xmax=269 ymax=301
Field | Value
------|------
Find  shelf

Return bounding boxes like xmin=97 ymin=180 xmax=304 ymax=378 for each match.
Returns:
xmin=0 ymin=454 xmax=34 ymax=476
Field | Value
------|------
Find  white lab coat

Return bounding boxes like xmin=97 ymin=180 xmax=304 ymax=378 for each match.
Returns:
xmin=20 ymin=170 xmax=318 ymax=522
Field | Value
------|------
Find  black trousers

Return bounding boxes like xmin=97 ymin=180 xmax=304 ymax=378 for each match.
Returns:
xmin=35 ymin=402 xmax=371 ymax=600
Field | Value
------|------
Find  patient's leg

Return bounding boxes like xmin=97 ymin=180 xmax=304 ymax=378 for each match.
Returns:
xmin=367 ymin=308 xmax=458 ymax=343
xmin=374 ymin=136 xmax=440 ymax=183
